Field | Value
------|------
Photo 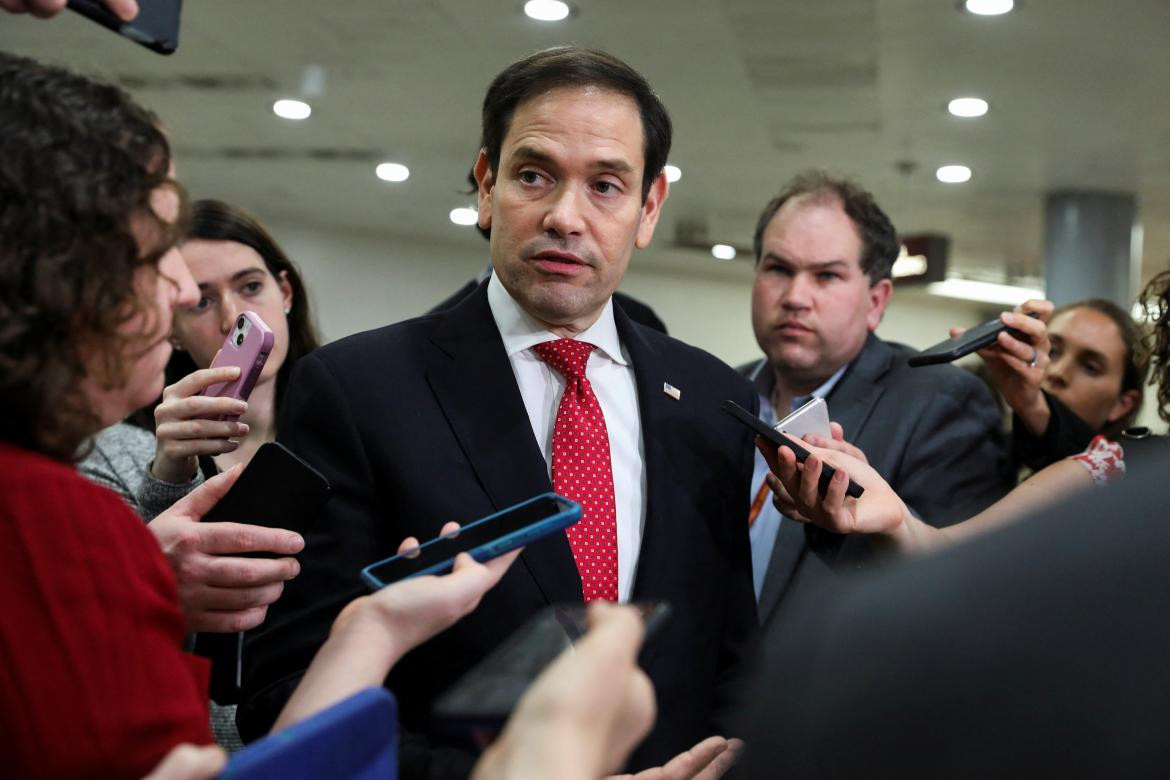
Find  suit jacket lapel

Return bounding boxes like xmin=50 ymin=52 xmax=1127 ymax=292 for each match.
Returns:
xmin=613 ymin=308 xmax=672 ymax=601
xmin=824 ymin=333 xmax=892 ymax=439
xmin=757 ymin=517 xmax=808 ymax=624
xmin=425 ymin=283 xmax=582 ymax=604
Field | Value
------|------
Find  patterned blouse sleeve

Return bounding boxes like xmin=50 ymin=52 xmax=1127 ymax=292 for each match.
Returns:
xmin=1069 ymin=434 xmax=1126 ymax=487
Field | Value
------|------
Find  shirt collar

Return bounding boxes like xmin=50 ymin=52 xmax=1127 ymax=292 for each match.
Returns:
xmin=752 ymin=358 xmax=851 ymax=418
xmin=486 ymin=272 xmax=628 ymax=365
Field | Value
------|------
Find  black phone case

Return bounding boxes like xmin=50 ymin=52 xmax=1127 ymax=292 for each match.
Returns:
xmin=721 ymin=400 xmax=864 ymax=498
xmin=200 ymin=442 xmax=330 ymax=555
xmin=67 ymin=0 xmax=182 ymax=54
xmin=432 ymin=603 xmax=670 ymax=730
xmin=907 ymin=312 xmax=1037 ymax=367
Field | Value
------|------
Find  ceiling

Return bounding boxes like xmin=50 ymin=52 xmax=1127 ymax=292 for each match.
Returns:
xmin=3 ymin=0 xmax=1169 ymax=286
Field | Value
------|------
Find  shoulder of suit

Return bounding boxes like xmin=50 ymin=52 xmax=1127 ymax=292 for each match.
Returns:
xmin=864 ymin=337 xmax=989 ymax=396
xmin=632 ymin=325 xmax=752 ymax=388
xmin=313 ymin=311 xmax=446 ymax=363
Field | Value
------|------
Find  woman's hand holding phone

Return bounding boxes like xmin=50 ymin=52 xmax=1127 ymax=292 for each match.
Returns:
xmin=272 ymin=524 xmax=521 ymax=733
xmin=966 ymin=299 xmax=1054 ymax=436
xmin=336 ymin=522 xmax=522 ymax=662
xmin=760 ymin=433 xmax=914 ymax=544
xmin=151 ymin=365 xmax=250 ymax=483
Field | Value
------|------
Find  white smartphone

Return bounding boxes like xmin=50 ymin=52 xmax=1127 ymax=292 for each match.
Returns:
xmin=775 ymin=396 xmax=832 ymax=439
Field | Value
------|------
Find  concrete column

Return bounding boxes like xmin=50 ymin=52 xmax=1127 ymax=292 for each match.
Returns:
xmin=1044 ymin=192 xmax=1140 ymax=306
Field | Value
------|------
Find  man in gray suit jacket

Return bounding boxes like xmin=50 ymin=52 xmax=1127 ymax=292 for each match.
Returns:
xmin=743 ymin=171 xmax=1013 ymax=628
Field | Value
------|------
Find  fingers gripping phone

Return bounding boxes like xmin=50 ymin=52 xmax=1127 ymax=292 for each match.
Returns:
xmin=204 ymin=312 xmax=274 ymax=417
xmin=908 ymin=312 xmax=1040 ymax=367
xmin=721 ymin=400 xmax=864 ymax=499
xmin=360 ymin=494 xmax=582 ymax=589
xmin=432 ymin=602 xmax=671 ymax=730
xmin=67 ymin=0 xmax=182 ymax=55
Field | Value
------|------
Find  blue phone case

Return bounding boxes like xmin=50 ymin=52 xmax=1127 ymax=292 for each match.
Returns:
xmin=221 ymin=687 xmax=397 ymax=779
xmin=360 ymin=493 xmax=581 ymax=589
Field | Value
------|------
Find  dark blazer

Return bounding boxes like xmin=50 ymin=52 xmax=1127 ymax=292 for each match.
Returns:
xmin=750 ymin=333 xmax=1013 ymax=628
xmin=738 ymin=455 xmax=1170 ymax=778
xmin=239 ymin=284 xmax=759 ymax=777
xmin=1011 ymin=389 xmax=1098 ymax=471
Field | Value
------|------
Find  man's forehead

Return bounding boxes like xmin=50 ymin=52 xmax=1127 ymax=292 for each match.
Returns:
xmin=502 ymin=86 xmax=644 ymax=153
xmin=765 ymin=195 xmax=864 ymax=266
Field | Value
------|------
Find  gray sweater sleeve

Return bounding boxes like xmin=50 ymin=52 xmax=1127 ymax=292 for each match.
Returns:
xmin=77 ymin=422 xmax=201 ymax=521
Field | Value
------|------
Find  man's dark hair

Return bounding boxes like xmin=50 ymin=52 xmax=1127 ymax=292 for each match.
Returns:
xmin=0 ymin=52 xmax=179 ymax=461
xmin=753 ymin=171 xmax=899 ymax=285
xmin=480 ymin=46 xmax=672 ymax=203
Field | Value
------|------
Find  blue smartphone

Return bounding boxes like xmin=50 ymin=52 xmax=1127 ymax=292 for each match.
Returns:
xmin=360 ymin=493 xmax=581 ymax=589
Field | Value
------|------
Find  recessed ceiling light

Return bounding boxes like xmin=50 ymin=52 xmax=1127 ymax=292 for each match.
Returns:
xmin=936 ymin=165 xmax=972 ymax=184
xmin=375 ymin=162 xmax=410 ymax=183
xmin=524 ymin=0 xmax=570 ymax=21
xmin=964 ymin=0 xmax=1014 ymax=16
xmin=664 ymin=164 xmax=682 ymax=183
xmin=711 ymin=244 xmax=737 ymax=261
xmin=947 ymin=97 xmax=989 ymax=118
xmin=273 ymin=99 xmax=311 ymax=120
xmin=449 ymin=207 xmax=479 ymax=226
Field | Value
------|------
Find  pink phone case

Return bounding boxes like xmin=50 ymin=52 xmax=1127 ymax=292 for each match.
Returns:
xmin=203 ymin=311 xmax=274 ymax=418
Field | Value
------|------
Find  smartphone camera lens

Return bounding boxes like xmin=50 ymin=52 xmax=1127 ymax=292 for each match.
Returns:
xmin=236 ymin=333 xmax=245 ymax=346
xmin=236 ymin=315 xmax=246 ymax=329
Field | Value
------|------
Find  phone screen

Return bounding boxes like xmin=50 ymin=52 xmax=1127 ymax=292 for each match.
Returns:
xmin=361 ymin=494 xmax=579 ymax=588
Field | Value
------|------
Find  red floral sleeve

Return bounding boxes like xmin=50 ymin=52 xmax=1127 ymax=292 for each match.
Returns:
xmin=1069 ymin=434 xmax=1126 ymax=486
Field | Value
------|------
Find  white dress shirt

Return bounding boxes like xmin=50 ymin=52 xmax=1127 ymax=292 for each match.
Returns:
xmin=487 ymin=273 xmax=646 ymax=602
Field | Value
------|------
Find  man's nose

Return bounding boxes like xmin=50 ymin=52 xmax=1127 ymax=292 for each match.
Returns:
xmin=542 ymin=185 xmax=586 ymax=237
xmin=781 ymin=272 xmax=813 ymax=308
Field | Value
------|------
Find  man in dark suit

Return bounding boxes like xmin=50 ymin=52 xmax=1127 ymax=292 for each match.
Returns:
xmin=239 ymin=47 xmax=758 ymax=778
xmin=742 ymin=171 xmax=1013 ymax=628
xmin=738 ymin=455 xmax=1170 ymax=777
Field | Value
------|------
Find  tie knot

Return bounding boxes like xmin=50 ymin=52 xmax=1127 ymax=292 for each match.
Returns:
xmin=532 ymin=338 xmax=595 ymax=380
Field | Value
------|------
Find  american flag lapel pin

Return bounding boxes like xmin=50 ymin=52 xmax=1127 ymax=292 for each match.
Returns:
xmin=663 ymin=382 xmax=681 ymax=401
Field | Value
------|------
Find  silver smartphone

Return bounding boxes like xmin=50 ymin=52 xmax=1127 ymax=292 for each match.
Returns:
xmin=775 ymin=396 xmax=832 ymax=439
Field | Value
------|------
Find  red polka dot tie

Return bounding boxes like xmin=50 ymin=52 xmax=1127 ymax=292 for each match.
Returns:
xmin=532 ymin=338 xmax=619 ymax=603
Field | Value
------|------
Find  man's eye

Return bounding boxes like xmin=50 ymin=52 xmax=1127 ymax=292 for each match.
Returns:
xmin=817 ymin=272 xmax=839 ymax=282
xmin=594 ymin=181 xmax=617 ymax=194
xmin=519 ymin=170 xmax=541 ymax=184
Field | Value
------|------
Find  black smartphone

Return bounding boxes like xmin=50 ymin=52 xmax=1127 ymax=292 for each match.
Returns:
xmin=360 ymin=494 xmax=581 ymax=589
xmin=907 ymin=312 xmax=1038 ymax=367
xmin=66 ymin=0 xmax=182 ymax=55
xmin=721 ymin=400 xmax=864 ymax=499
xmin=431 ymin=602 xmax=671 ymax=731
xmin=200 ymin=441 xmax=330 ymax=555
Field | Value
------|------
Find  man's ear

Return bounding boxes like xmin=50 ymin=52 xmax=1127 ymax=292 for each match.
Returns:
xmin=866 ymin=278 xmax=894 ymax=332
xmin=634 ymin=170 xmax=670 ymax=250
xmin=473 ymin=149 xmax=494 ymax=232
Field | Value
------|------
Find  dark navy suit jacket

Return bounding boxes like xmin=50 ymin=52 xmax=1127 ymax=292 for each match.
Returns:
xmin=240 ymin=283 xmax=759 ymax=778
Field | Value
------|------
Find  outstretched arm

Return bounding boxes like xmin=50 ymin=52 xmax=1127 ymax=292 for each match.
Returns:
xmin=763 ymin=433 xmax=1095 ymax=554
